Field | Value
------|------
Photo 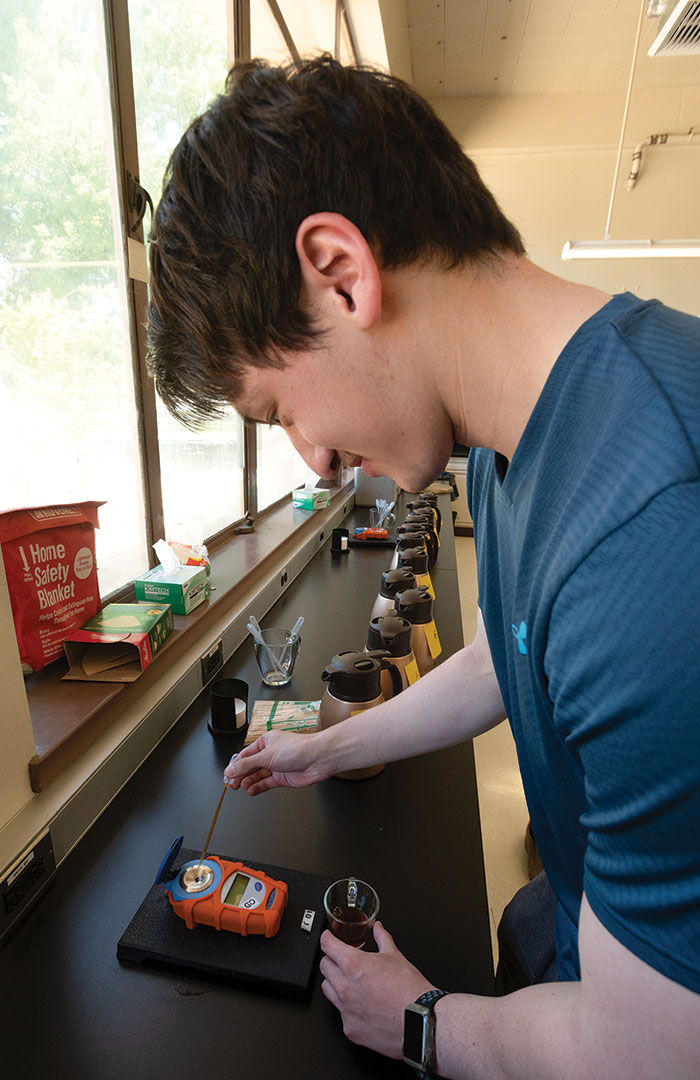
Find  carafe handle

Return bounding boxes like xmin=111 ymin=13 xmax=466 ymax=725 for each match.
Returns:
xmin=367 ymin=649 xmax=404 ymax=699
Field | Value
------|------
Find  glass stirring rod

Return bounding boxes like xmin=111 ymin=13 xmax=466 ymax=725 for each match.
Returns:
xmin=194 ymin=783 xmax=229 ymax=880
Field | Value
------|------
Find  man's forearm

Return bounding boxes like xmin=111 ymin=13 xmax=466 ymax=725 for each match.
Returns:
xmin=434 ymin=981 xmax=583 ymax=1080
xmin=322 ymin=637 xmax=507 ymax=774
xmin=432 ymin=895 xmax=700 ymax=1080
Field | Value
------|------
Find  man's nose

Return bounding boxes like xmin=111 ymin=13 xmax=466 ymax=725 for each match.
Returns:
xmin=285 ymin=427 xmax=338 ymax=479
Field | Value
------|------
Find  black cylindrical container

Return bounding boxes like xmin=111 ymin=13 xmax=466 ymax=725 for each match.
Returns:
xmin=208 ymin=677 xmax=249 ymax=738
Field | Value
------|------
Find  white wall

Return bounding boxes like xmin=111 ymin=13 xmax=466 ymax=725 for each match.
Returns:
xmin=0 ymin=562 xmax=36 ymax=827
xmin=434 ymin=85 xmax=700 ymax=315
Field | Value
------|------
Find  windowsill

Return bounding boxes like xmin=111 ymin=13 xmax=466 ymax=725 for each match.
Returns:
xmin=24 ymin=476 xmax=354 ymax=793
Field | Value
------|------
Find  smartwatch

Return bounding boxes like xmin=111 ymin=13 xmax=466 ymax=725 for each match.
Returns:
xmin=402 ymin=988 xmax=450 ymax=1079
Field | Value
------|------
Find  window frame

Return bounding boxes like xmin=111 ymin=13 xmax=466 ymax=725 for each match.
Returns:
xmin=100 ymin=0 xmax=356 ymax=588
xmin=0 ymin=0 xmax=367 ymax=834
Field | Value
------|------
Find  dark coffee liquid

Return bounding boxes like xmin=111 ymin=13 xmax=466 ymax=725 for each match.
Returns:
xmin=330 ymin=906 xmax=370 ymax=947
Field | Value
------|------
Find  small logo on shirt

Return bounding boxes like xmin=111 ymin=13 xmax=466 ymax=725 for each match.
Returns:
xmin=512 ymin=621 xmax=528 ymax=655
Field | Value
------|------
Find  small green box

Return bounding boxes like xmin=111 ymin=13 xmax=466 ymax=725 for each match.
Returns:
xmin=62 ymin=602 xmax=173 ymax=682
xmin=134 ymin=564 xmax=209 ymax=615
xmin=292 ymin=488 xmax=331 ymax=510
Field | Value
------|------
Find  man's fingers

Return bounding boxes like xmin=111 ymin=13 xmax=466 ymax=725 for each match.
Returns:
xmin=240 ymin=773 xmax=277 ymax=797
xmin=239 ymin=768 xmax=272 ymax=786
xmin=322 ymin=924 xmax=396 ymax=961
xmin=319 ymin=951 xmax=340 ymax=981
xmin=321 ymin=928 xmax=355 ymax=963
xmin=373 ymin=921 xmax=398 ymax=955
xmin=224 ymin=738 xmax=268 ymax=779
xmin=320 ymin=975 xmax=341 ymax=1010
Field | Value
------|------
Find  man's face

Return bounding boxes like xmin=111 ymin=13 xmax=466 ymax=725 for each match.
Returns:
xmin=234 ymin=345 xmax=454 ymax=492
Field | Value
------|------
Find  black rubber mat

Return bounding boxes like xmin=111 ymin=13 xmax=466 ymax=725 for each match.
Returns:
xmin=117 ymin=847 xmax=329 ymax=1000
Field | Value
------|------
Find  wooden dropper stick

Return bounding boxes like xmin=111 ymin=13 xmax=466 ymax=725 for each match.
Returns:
xmin=195 ymin=783 xmax=228 ymax=879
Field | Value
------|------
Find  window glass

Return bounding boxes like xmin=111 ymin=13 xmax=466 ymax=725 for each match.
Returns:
xmin=257 ymin=426 xmax=309 ymax=511
xmin=129 ymin=0 xmax=246 ymax=545
xmin=251 ymin=1 xmax=353 ymax=63
xmin=0 ymin=0 xmax=148 ymax=596
xmin=157 ymin=403 xmax=245 ymax=544
xmin=251 ymin=0 xmax=290 ymax=62
xmin=276 ymin=1 xmax=334 ymax=57
xmin=249 ymin=1 xmax=337 ymax=512
xmin=338 ymin=11 xmax=355 ymax=64
xmin=273 ymin=2 xmax=355 ymax=63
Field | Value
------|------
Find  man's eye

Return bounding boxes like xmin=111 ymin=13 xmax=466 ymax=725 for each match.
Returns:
xmin=267 ymin=415 xmax=282 ymax=428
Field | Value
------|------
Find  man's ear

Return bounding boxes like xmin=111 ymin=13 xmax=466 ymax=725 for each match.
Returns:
xmin=295 ymin=212 xmax=381 ymax=331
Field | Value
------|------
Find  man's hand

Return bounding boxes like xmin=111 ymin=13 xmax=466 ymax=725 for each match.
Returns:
xmin=225 ymin=609 xmax=507 ymax=799
xmin=319 ymin=921 xmax=436 ymax=1059
xmin=224 ymin=730 xmax=333 ymax=795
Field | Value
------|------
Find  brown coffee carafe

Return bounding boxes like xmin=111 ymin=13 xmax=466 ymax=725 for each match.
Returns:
xmin=318 ymin=650 xmax=402 ymax=780
xmin=394 ymin=587 xmax=442 ymax=676
xmin=404 ymin=509 xmax=440 ymax=556
xmin=397 ymin=545 xmax=434 ymax=598
xmin=365 ymin=611 xmax=419 ymax=695
xmin=390 ymin=524 xmax=438 ymax=569
xmin=419 ymin=492 xmax=442 ymax=531
xmin=407 ymin=496 xmax=441 ymax=533
xmin=369 ymin=566 xmax=416 ymax=621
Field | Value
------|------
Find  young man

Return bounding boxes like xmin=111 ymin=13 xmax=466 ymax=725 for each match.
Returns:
xmin=148 ymin=57 xmax=700 ymax=1079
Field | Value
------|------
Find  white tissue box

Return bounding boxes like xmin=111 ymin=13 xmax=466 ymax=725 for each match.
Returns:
xmin=134 ymin=564 xmax=209 ymax=615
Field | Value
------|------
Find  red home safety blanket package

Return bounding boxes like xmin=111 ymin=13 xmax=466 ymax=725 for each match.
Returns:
xmin=0 ymin=502 xmax=103 ymax=673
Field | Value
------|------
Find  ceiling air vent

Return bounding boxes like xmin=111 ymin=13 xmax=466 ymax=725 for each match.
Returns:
xmin=648 ymin=0 xmax=700 ymax=56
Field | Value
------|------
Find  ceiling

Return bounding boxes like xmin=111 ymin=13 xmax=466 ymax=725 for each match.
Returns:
xmin=401 ymin=0 xmax=700 ymax=98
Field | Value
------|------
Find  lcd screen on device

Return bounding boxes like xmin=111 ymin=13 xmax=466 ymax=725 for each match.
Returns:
xmin=223 ymin=873 xmax=250 ymax=907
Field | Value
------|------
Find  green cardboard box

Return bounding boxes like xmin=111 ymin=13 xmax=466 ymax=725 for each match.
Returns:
xmin=133 ymin=564 xmax=209 ymax=615
xmin=62 ymin=602 xmax=173 ymax=682
xmin=292 ymin=488 xmax=331 ymax=510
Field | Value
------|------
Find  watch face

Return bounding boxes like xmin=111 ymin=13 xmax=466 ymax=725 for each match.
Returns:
xmin=403 ymin=1005 xmax=427 ymax=1065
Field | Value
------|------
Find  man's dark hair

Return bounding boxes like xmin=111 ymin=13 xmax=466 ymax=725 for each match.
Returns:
xmin=147 ymin=55 xmax=525 ymax=427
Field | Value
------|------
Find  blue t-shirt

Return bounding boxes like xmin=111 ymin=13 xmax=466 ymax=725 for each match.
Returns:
xmin=467 ymin=292 xmax=700 ymax=992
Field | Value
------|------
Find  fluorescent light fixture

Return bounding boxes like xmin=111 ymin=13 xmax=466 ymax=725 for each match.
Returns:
xmin=562 ymin=239 xmax=700 ymax=259
xmin=562 ymin=1 xmax=700 ymax=262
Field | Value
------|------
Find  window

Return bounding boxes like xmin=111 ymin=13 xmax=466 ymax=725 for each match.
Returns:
xmin=0 ymin=0 xmax=148 ymax=596
xmin=251 ymin=1 xmax=358 ymax=65
xmin=0 ymin=1 xmax=384 ymax=599
xmin=129 ymin=0 xmax=247 ymax=544
xmin=257 ymin=425 xmax=309 ymax=511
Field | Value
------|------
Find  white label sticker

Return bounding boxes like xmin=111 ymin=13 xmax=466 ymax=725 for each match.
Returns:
xmin=301 ymin=909 xmax=316 ymax=932
xmin=73 ymin=547 xmax=94 ymax=580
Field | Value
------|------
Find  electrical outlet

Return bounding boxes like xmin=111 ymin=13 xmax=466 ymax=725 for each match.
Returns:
xmin=200 ymin=638 xmax=224 ymax=685
xmin=0 ymin=829 xmax=56 ymax=944
xmin=280 ymin=568 xmax=288 ymax=588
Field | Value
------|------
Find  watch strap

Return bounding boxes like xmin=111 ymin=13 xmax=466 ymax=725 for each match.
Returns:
xmin=415 ymin=988 xmax=450 ymax=1012
xmin=410 ymin=989 xmax=450 ymax=1080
